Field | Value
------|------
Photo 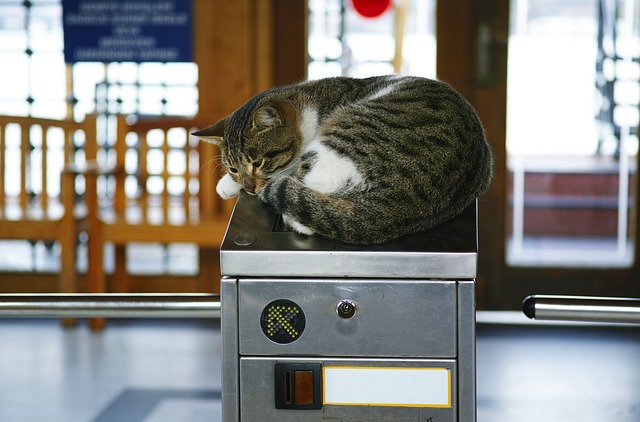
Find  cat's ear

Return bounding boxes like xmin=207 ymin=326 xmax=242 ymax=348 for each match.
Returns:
xmin=253 ymin=105 xmax=282 ymax=128
xmin=192 ymin=117 xmax=227 ymax=145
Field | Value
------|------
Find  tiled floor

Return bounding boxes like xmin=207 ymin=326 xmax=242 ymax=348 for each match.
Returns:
xmin=1 ymin=314 xmax=639 ymax=421
xmin=0 ymin=319 xmax=222 ymax=422
xmin=1 ymin=240 xmax=639 ymax=420
xmin=477 ymin=321 xmax=640 ymax=422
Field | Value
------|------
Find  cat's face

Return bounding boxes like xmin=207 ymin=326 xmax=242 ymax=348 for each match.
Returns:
xmin=194 ymin=101 xmax=302 ymax=194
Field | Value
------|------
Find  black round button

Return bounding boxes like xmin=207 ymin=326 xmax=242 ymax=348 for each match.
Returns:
xmin=336 ymin=300 xmax=357 ymax=319
xmin=260 ymin=299 xmax=306 ymax=344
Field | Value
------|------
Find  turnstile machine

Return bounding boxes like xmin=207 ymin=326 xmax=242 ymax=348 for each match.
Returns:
xmin=220 ymin=193 xmax=478 ymax=421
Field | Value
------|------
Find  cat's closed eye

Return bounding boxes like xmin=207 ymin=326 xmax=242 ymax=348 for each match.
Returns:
xmin=228 ymin=167 xmax=239 ymax=174
xmin=253 ymin=160 xmax=263 ymax=168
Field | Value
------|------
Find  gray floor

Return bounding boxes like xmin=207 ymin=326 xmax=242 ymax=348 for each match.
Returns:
xmin=0 ymin=319 xmax=222 ymax=422
xmin=477 ymin=321 xmax=640 ymax=422
xmin=1 ymin=241 xmax=639 ymax=421
xmin=1 ymin=315 xmax=639 ymax=421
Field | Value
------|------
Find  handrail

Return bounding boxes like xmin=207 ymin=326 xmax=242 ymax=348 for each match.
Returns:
xmin=0 ymin=294 xmax=221 ymax=318
xmin=522 ymin=295 xmax=640 ymax=324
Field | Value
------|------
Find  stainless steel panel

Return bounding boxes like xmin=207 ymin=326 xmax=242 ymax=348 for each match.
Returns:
xmin=457 ymin=281 xmax=476 ymax=422
xmin=239 ymin=357 xmax=457 ymax=422
xmin=221 ymin=278 xmax=240 ymax=422
xmin=223 ymin=249 xmax=476 ymax=279
xmin=238 ymin=279 xmax=457 ymax=358
xmin=220 ymin=193 xmax=478 ymax=279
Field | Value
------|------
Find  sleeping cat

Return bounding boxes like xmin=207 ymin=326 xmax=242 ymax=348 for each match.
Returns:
xmin=194 ymin=75 xmax=492 ymax=244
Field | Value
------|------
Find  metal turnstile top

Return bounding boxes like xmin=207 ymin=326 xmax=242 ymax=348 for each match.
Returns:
xmin=220 ymin=193 xmax=478 ymax=279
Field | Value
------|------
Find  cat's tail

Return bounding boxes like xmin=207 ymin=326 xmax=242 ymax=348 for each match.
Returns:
xmin=258 ymin=176 xmax=428 ymax=245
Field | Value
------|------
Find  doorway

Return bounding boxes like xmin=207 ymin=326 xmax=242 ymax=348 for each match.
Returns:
xmin=438 ymin=0 xmax=640 ymax=310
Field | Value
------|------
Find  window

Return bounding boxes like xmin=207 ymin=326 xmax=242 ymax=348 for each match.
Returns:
xmin=506 ymin=0 xmax=639 ymax=267
xmin=307 ymin=0 xmax=436 ymax=79
xmin=0 ymin=0 xmax=198 ymax=120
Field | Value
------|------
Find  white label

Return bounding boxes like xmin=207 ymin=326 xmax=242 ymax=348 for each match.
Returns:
xmin=323 ymin=366 xmax=451 ymax=408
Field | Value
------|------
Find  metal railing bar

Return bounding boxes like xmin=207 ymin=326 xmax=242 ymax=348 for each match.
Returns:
xmin=0 ymin=294 xmax=221 ymax=318
xmin=523 ymin=295 xmax=640 ymax=324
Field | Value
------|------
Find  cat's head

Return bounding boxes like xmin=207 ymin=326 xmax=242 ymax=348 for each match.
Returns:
xmin=193 ymin=99 xmax=302 ymax=195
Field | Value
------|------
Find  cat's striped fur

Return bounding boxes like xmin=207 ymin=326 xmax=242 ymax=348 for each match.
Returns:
xmin=194 ymin=75 xmax=492 ymax=244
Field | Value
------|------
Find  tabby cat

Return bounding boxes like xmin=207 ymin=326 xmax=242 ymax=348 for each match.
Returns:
xmin=194 ymin=75 xmax=492 ymax=244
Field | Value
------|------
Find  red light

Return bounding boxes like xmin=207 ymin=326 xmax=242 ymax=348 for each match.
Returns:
xmin=351 ymin=0 xmax=392 ymax=18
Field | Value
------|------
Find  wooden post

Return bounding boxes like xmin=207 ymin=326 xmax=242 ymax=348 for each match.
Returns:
xmin=191 ymin=0 xmax=307 ymax=292
xmin=193 ymin=0 xmax=307 ymax=120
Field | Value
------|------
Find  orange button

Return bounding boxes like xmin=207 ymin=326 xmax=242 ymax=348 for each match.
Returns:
xmin=294 ymin=370 xmax=314 ymax=405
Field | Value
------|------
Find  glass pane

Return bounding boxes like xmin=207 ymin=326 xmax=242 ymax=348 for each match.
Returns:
xmin=164 ymin=86 xmax=198 ymax=115
xmin=0 ymin=102 xmax=29 ymax=115
xmin=138 ymin=85 xmax=165 ymax=115
xmin=31 ymin=52 xmax=66 ymax=99
xmin=307 ymin=0 xmax=436 ymax=79
xmin=164 ymin=62 xmax=198 ymax=85
xmin=81 ymin=61 xmax=198 ymax=117
xmin=506 ymin=0 xmax=639 ymax=267
xmin=0 ymin=53 xmax=28 ymax=99
xmin=0 ymin=5 xmax=27 ymax=50
xmin=138 ymin=62 xmax=165 ymax=85
xmin=107 ymin=62 xmax=138 ymax=84
xmin=31 ymin=101 xmax=66 ymax=119
xmin=73 ymin=62 xmax=106 ymax=119
xmin=29 ymin=3 xmax=63 ymax=52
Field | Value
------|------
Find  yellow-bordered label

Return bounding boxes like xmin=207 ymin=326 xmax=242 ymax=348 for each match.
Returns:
xmin=322 ymin=366 xmax=451 ymax=408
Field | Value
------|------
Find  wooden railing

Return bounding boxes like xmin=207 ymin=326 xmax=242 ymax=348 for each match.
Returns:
xmin=0 ymin=115 xmax=233 ymax=311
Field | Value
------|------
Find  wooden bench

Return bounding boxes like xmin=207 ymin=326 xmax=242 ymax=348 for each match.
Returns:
xmin=82 ymin=116 xmax=231 ymax=328
xmin=0 ymin=115 xmax=97 ymax=298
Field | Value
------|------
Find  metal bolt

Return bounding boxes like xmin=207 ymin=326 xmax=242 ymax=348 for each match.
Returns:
xmin=234 ymin=233 xmax=256 ymax=246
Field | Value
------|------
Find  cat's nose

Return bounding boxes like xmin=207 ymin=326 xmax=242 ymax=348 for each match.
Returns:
xmin=242 ymin=176 xmax=256 ymax=194
xmin=243 ymin=180 xmax=256 ymax=194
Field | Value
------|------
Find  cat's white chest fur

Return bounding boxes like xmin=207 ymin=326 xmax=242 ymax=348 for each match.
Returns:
xmin=299 ymin=106 xmax=365 ymax=194
xmin=302 ymin=141 xmax=365 ymax=194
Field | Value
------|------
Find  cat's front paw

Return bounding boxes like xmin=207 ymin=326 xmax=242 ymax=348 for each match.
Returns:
xmin=216 ymin=174 xmax=242 ymax=199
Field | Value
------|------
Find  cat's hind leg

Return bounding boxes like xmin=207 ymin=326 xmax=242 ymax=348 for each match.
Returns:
xmin=282 ymin=214 xmax=315 ymax=236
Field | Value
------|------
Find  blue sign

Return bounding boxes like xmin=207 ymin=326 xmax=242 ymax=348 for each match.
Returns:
xmin=62 ymin=0 xmax=192 ymax=63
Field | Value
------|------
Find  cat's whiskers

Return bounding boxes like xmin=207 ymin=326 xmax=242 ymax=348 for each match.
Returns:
xmin=199 ymin=154 xmax=225 ymax=176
